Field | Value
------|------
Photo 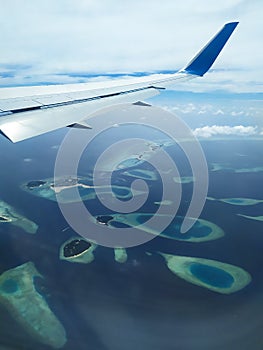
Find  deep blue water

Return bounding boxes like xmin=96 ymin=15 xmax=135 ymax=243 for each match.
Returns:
xmin=189 ymin=263 xmax=234 ymax=288
xmin=0 ymin=125 xmax=263 ymax=350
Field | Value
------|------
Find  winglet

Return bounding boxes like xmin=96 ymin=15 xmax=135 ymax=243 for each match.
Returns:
xmin=181 ymin=22 xmax=239 ymax=76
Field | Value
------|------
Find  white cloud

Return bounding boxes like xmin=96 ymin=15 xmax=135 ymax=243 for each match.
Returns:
xmin=0 ymin=1 xmax=262 ymax=92
xmin=213 ymin=109 xmax=225 ymax=115
xmin=155 ymin=99 xmax=263 ymax=122
xmin=231 ymin=111 xmax=245 ymax=116
xmin=192 ymin=125 xmax=258 ymax=138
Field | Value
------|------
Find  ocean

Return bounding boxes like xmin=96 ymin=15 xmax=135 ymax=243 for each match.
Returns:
xmin=0 ymin=127 xmax=263 ymax=350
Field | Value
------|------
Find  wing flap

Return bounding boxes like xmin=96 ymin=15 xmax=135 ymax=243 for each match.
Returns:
xmin=0 ymin=98 xmax=43 ymax=112
xmin=0 ymin=87 xmax=159 ymax=142
xmin=0 ymin=22 xmax=239 ymax=142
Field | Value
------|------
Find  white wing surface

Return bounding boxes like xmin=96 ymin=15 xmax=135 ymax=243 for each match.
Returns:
xmin=0 ymin=22 xmax=238 ymax=143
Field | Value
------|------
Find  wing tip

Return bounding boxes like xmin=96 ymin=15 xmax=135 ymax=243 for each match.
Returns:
xmin=182 ymin=21 xmax=239 ymax=77
xmin=224 ymin=21 xmax=239 ymax=31
xmin=225 ymin=21 xmax=239 ymax=26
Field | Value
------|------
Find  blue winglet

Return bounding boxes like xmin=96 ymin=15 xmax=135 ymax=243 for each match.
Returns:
xmin=182 ymin=22 xmax=239 ymax=76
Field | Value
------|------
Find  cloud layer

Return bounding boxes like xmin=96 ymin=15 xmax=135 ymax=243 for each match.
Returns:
xmin=0 ymin=1 xmax=262 ymax=92
xmin=192 ymin=125 xmax=258 ymax=138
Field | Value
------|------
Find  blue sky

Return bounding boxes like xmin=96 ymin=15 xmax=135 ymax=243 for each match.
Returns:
xmin=147 ymin=91 xmax=263 ymax=138
xmin=0 ymin=0 xmax=262 ymax=93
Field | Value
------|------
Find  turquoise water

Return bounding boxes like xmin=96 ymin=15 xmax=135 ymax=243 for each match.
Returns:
xmin=164 ymin=220 xmax=212 ymax=239
xmin=133 ymin=214 xmax=212 ymax=239
xmin=0 ymin=126 xmax=263 ymax=350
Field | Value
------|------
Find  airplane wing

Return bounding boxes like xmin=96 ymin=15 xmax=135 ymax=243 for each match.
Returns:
xmin=0 ymin=22 xmax=238 ymax=143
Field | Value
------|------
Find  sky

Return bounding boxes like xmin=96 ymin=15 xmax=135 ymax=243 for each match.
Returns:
xmin=149 ymin=93 xmax=263 ymax=138
xmin=0 ymin=0 xmax=262 ymax=93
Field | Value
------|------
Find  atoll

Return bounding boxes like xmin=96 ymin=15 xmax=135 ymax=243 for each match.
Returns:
xmin=159 ymin=253 xmax=252 ymax=294
xmin=99 ymin=213 xmax=224 ymax=243
xmin=0 ymin=262 xmax=67 ymax=348
xmin=22 ymin=176 xmax=145 ymax=203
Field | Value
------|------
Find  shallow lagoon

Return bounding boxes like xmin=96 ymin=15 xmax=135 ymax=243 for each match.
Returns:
xmin=159 ymin=253 xmax=251 ymax=294
xmin=0 ymin=200 xmax=38 ymax=234
xmin=22 ymin=176 xmax=145 ymax=203
xmin=97 ymin=212 xmax=225 ymax=243
xmin=0 ymin=125 xmax=263 ymax=350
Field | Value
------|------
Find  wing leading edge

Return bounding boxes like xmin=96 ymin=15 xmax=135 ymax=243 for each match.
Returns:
xmin=0 ymin=22 xmax=239 ymax=143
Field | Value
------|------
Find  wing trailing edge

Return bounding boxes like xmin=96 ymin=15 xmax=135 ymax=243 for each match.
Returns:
xmin=0 ymin=22 xmax=239 ymax=142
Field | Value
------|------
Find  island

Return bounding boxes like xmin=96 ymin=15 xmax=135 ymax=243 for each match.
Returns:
xmin=59 ymin=236 xmax=97 ymax=263
xmin=114 ymin=248 xmax=128 ymax=263
xmin=22 ymin=175 xmax=145 ymax=203
xmin=0 ymin=200 xmax=38 ymax=234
